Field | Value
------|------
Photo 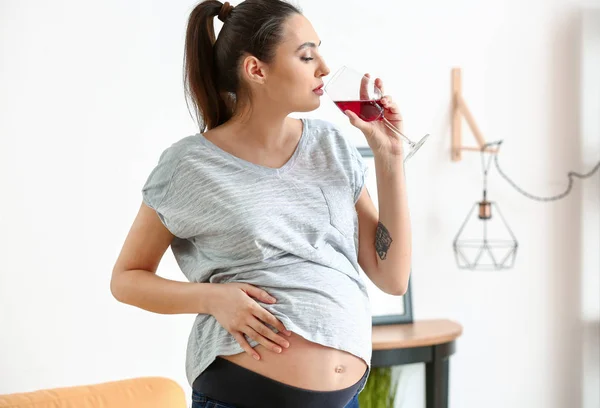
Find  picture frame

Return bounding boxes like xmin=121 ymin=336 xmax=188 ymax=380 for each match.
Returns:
xmin=357 ymin=146 xmax=414 ymax=325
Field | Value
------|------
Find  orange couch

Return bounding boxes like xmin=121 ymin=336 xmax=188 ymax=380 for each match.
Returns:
xmin=0 ymin=376 xmax=187 ymax=408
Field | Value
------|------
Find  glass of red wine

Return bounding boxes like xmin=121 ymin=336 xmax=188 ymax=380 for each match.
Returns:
xmin=324 ymin=65 xmax=429 ymax=162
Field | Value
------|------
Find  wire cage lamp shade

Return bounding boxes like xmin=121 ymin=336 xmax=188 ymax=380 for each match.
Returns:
xmin=452 ymin=200 xmax=518 ymax=270
xmin=452 ymin=135 xmax=519 ymax=270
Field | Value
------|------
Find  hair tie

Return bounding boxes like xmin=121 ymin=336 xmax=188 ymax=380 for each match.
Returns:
xmin=218 ymin=2 xmax=234 ymax=22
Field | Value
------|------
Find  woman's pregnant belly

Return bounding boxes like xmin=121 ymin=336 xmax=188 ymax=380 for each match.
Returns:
xmin=215 ymin=261 xmax=372 ymax=390
xmin=219 ymin=333 xmax=368 ymax=391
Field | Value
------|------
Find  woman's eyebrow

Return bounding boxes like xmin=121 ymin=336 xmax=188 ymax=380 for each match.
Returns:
xmin=295 ymin=40 xmax=322 ymax=52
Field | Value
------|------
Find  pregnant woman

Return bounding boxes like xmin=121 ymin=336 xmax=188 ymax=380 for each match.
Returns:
xmin=110 ymin=1 xmax=412 ymax=406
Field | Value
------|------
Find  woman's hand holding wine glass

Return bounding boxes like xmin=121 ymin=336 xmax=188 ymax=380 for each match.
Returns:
xmin=324 ymin=66 xmax=429 ymax=163
xmin=344 ymin=74 xmax=405 ymax=158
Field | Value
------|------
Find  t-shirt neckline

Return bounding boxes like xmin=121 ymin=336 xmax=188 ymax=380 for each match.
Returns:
xmin=197 ymin=118 xmax=309 ymax=176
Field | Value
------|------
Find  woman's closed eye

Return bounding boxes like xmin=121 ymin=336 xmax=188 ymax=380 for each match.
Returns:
xmin=300 ymin=57 xmax=314 ymax=62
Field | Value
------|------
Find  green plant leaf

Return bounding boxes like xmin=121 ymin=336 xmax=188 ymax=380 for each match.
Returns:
xmin=357 ymin=367 xmax=400 ymax=408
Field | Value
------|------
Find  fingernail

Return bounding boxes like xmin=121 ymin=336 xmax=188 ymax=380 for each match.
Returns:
xmin=269 ymin=296 xmax=277 ymax=302
xmin=284 ymin=330 xmax=292 ymax=336
xmin=275 ymin=347 xmax=282 ymax=353
xmin=283 ymin=341 xmax=290 ymax=348
xmin=253 ymin=354 xmax=260 ymax=360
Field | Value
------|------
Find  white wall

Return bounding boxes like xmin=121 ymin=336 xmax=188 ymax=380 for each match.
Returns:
xmin=580 ymin=8 xmax=600 ymax=408
xmin=1 ymin=1 xmax=598 ymax=407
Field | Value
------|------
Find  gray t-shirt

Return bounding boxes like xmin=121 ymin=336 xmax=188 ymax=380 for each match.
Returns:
xmin=141 ymin=117 xmax=372 ymax=392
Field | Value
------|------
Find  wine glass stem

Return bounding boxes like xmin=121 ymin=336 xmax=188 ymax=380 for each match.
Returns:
xmin=382 ymin=117 xmax=415 ymax=147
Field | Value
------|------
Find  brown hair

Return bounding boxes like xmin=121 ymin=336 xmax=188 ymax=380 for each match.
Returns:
xmin=183 ymin=0 xmax=302 ymax=132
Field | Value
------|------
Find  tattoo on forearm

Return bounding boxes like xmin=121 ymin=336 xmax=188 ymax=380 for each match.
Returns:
xmin=375 ymin=222 xmax=393 ymax=260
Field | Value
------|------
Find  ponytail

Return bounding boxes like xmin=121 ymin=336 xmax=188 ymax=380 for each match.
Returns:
xmin=184 ymin=0 xmax=232 ymax=131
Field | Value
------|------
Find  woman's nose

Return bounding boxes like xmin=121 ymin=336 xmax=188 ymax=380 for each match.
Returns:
xmin=319 ymin=63 xmax=331 ymax=78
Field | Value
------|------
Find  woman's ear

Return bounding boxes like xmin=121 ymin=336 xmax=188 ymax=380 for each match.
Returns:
xmin=242 ymin=55 xmax=268 ymax=85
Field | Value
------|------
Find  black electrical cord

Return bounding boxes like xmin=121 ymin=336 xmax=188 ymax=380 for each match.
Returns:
xmin=481 ymin=140 xmax=600 ymax=201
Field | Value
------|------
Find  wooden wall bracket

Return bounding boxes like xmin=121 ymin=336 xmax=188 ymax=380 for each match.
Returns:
xmin=452 ymin=67 xmax=498 ymax=161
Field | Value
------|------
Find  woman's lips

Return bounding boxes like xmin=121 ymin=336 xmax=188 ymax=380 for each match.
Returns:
xmin=313 ymin=88 xmax=324 ymax=95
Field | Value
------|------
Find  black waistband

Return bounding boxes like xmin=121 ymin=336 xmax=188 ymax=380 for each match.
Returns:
xmin=193 ymin=357 xmax=368 ymax=408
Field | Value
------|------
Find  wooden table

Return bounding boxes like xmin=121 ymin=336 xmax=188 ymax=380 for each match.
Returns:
xmin=371 ymin=319 xmax=463 ymax=408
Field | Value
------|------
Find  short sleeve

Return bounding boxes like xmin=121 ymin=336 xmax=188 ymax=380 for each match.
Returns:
xmin=141 ymin=146 xmax=187 ymax=238
xmin=350 ymin=146 xmax=369 ymax=203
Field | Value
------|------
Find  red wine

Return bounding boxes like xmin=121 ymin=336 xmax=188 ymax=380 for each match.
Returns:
xmin=334 ymin=100 xmax=384 ymax=122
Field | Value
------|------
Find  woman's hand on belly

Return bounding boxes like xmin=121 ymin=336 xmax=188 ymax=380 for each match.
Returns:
xmin=208 ymin=282 xmax=292 ymax=360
